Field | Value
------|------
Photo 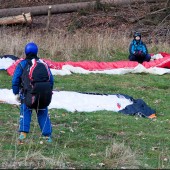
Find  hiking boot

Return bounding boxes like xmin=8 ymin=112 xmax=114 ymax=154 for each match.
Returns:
xmin=44 ymin=136 xmax=52 ymax=143
xmin=18 ymin=132 xmax=27 ymax=144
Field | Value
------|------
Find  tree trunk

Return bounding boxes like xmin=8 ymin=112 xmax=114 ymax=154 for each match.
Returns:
xmin=166 ymin=0 xmax=170 ymax=7
xmin=0 ymin=13 xmax=32 ymax=25
xmin=0 ymin=0 xmax=167 ymax=18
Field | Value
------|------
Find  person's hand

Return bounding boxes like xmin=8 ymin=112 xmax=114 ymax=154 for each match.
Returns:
xmin=138 ymin=50 xmax=142 ymax=55
xmin=15 ymin=94 xmax=21 ymax=103
xmin=138 ymin=51 xmax=145 ymax=57
xmin=134 ymin=51 xmax=138 ymax=55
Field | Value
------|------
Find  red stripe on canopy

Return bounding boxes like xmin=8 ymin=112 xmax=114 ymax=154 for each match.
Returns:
xmin=6 ymin=52 xmax=170 ymax=76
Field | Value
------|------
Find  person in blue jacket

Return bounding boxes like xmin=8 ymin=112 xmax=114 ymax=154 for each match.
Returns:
xmin=12 ymin=42 xmax=54 ymax=144
xmin=129 ymin=32 xmax=151 ymax=63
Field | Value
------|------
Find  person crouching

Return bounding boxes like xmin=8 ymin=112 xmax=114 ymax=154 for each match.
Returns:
xmin=129 ymin=32 xmax=151 ymax=63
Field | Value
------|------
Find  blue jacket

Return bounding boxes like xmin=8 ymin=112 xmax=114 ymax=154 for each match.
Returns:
xmin=12 ymin=59 xmax=54 ymax=95
xmin=129 ymin=39 xmax=148 ymax=56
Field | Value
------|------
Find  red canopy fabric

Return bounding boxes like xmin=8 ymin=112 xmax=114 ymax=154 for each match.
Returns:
xmin=7 ymin=52 xmax=170 ymax=76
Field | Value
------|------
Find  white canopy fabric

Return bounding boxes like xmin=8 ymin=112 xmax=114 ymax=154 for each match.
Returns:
xmin=0 ymin=57 xmax=15 ymax=70
xmin=0 ymin=89 xmax=132 ymax=112
xmin=50 ymin=64 xmax=170 ymax=76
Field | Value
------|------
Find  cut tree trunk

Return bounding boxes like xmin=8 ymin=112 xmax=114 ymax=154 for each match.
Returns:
xmin=0 ymin=13 xmax=32 ymax=25
xmin=166 ymin=0 xmax=170 ymax=7
xmin=0 ymin=0 xmax=167 ymax=18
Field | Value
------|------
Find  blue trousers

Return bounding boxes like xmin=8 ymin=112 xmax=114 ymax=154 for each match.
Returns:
xmin=129 ymin=54 xmax=151 ymax=63
xmin=19 ymin=103 xmax=52 ymax=136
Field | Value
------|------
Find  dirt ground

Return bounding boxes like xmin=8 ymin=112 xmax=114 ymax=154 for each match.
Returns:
xmin=0 ymin=0 xmax=169 ymax=43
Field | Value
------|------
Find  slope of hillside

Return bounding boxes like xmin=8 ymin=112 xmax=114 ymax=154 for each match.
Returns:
xmin=0 ymin=0 xmax=169 ymax=43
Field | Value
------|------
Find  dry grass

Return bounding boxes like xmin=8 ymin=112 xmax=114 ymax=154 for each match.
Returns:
xmin=104 ymin=141 xmax=141 ymax=169
xmin=0 ymin=28 xmax=129 ymax=57
xmin=1 ymin=151 xmax=67 ymax=169
xmin=1 ymin=27 xmax=169 ymax=61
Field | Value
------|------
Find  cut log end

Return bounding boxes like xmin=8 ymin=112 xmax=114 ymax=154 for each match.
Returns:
xmin=0 ymin=12 xmax=32 ymax=26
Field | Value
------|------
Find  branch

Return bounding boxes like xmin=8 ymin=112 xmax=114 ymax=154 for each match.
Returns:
xmin=129 ymin=7 xmax=170 ymax=23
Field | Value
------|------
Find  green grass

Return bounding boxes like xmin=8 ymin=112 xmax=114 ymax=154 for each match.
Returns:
xmin=0 ymin=62 xmax=170 ymax=169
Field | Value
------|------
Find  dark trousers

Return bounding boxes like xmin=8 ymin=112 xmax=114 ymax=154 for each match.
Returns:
xmin=129 ymin=54 xmax=151 ymax=63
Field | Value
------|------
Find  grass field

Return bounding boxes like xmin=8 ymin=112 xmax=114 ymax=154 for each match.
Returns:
xmin=0 ymin=60 xmax=170 ymax=169
xmin=0 ymin=26 xmax=170 ymax=169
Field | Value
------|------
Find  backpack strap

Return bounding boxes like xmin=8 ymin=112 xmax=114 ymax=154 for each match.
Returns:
xmin=18 ymin=62 xmax=24 ymax=71
xmin=18 ymin=59 xmax=32 ymax=71
xmin=29 ymin=59 xmax=37 ymax=81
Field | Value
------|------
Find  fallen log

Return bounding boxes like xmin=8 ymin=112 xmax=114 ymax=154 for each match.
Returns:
xmin=0 ymin=0 xmax=167 ymax=18
xmin=0 ymin=12 xmax=32 ymax=25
